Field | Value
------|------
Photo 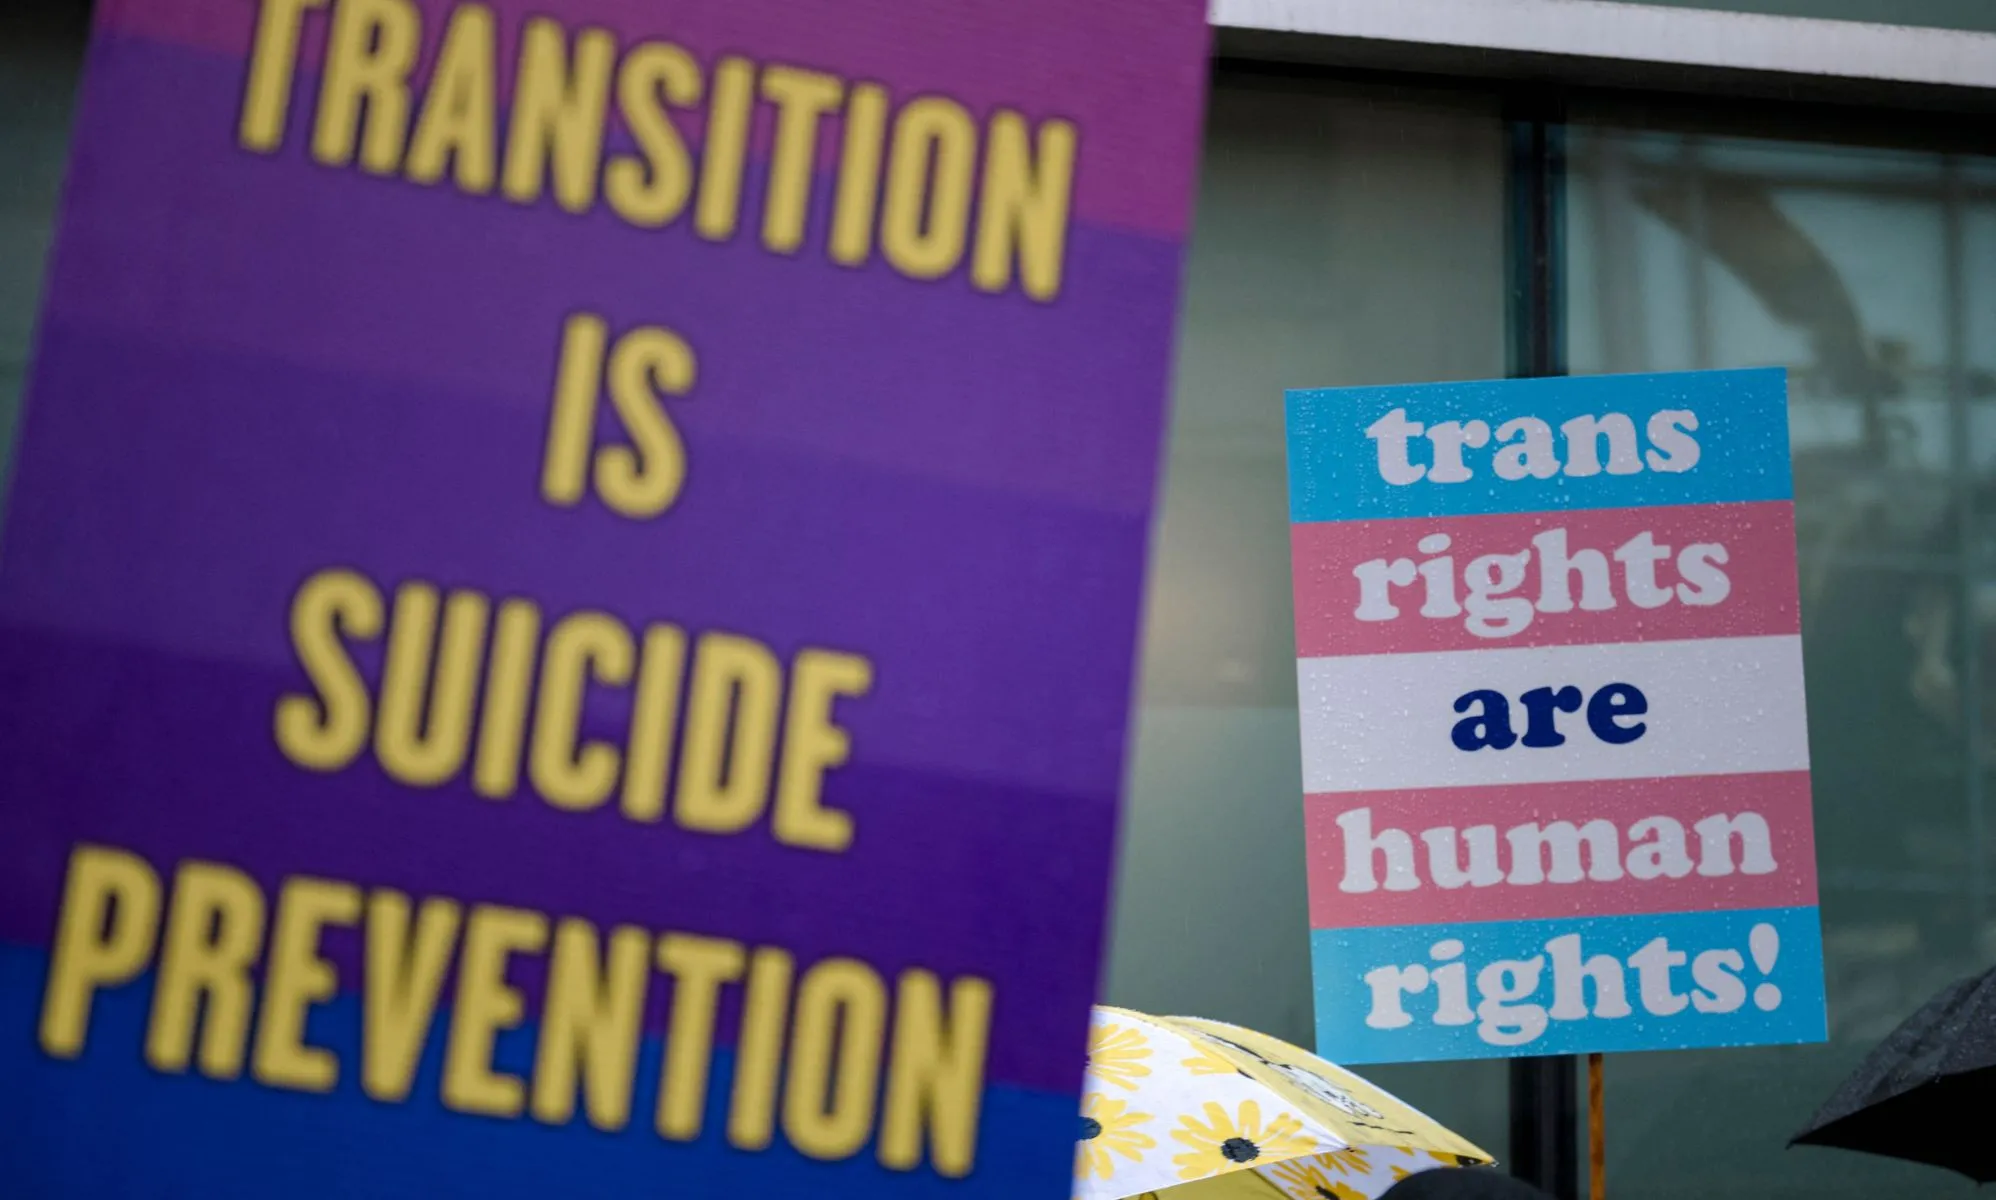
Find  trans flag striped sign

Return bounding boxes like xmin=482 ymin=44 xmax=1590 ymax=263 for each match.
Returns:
xmin=1284 ymin=369 xmax=1828 ymax=1063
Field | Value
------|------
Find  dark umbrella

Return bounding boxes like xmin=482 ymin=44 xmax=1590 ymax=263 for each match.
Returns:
xmin=1791 ymin=964 xmax=1996 ymax=1181
xmin=1380 ymin=1167 xmax=1555 ymax=1198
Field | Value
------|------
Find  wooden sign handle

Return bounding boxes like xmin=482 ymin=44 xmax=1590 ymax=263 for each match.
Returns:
xmin=1588 ymin=1052 xmax=1606 ymax=1200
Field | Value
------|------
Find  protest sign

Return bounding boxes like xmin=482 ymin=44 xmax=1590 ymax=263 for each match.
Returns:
xmin=1286 ymin=369 xmax=1828 ymax=1063
xmin=0 ymin=0 xmax=1210 ymax=1192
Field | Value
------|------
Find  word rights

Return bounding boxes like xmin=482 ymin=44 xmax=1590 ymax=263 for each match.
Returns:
xmin=1284 ymin=368 xmax=1827 ymax=1063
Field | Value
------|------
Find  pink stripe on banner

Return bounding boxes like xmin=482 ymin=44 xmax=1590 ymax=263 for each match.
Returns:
xmin=1291 ymin=501 xmax=1798 ymax=657
xmin=91 ymin=0 xmax=1207 ymax=239
xmin=1303 ymin=773 xmax=1818 ymax=928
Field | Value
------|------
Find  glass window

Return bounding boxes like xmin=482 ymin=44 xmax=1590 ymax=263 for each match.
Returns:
xmin=1106 ymin=70 xmax=1513 ymax=1157
xmin=0 ymin=3 xmax=86 ymax=495
xmin=1605 ymin=0 xmax=1996 ymax=34
xmin=1568 ymin=116 xmax=1994 ymax=1197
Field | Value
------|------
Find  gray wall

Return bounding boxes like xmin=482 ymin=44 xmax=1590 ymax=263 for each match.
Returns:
xmin=1106 ymin=73 xmax=1513 ymax=1155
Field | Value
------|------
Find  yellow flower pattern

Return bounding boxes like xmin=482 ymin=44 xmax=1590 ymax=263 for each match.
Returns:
xmin=1181 ymin=1040 xmax=1239 ymax=1077
xmin=1075 ymin=1094 xmax=1156 ymax=1181
xmin=1267 ymin=1159 xmax=1369 ymax=1200
xmin=1088 ymin=1023 xmax=1153 ymax=1091
xmin=1170 ymin=1099 xmax=1317 ymax=1180
xmin=1067 ymin=1009 xmax=1491 ymax=1198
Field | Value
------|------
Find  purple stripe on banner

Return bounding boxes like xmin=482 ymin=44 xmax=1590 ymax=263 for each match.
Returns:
xmin=47 ymin=33 xmax=1182 ymax=521
xmin=0 ymin=628 xmax=1108 ymax=1094
xmin=87 ymin=1 xmax=1207 ymax=238
xmin=0 ymin=322 xmax=1148 ymax=800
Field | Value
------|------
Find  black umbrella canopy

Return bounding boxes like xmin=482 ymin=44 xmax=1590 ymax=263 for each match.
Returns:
xmin=1792 ymin=964 xmax=1996 ymax=1182
xmin=1380 ymin=1167 xmax=1555 ymax=1199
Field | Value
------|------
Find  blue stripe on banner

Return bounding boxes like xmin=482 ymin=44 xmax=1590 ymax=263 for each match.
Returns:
xmin=1310 ymin=906 xmax=1826 ymax=1064
xmin=1286 ymin=368 xmax=1791 ymax=522
xmin=0 ymin=943 xmax=1075 ymax=1198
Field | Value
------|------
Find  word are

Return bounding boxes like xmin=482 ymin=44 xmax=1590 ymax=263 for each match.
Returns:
xmin=1353 ymin=528 xmax=1731 ymax=638
xmin=1335 ymin=806 xmax=1777 ymax=894
xmin=277 ymin=567 xmax=872 ymax=850
xmin=1363 ymin=923 xmax=1786 ymax=1047
xmin=1366 ymin=407 xmax=1700 ymax=486
xmin=39 ymin=846 xmax=989 ymax=1175
xmin=237 ymin=0 xmax=1076 ymax=298
xmin=1451 ymin=682 xmax=1647 ymax=751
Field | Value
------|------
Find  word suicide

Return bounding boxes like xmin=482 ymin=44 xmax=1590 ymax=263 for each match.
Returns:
xmin=1284 ymin=369 xmax=1827 ymax=1062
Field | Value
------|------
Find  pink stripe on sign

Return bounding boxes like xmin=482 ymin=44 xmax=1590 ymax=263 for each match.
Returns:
xmin=93 ymin=0 xmax=1207 ymax=239
xmin=1290 ymin=501 xmax=1798 ymax=657
xmin=1303 ymin=772 xmax=1818 ymax=928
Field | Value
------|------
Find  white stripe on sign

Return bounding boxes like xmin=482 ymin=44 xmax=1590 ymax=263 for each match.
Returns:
xmin=1296 ymin=634 xmax=1809 ymax=793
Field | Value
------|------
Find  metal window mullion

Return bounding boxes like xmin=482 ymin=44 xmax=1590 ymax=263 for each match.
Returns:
xmin=1505 ymin=90 xmax=1579 ymax=1200
xmin=1943 ymin=155 xmax=1987 ymax=942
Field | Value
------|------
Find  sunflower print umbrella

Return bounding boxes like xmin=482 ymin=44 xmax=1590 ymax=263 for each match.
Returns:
xmin=1074 ymin=1006 xmax=1492 ymax=1200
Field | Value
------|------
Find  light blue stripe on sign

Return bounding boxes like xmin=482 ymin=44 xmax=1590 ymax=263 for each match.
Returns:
xmin=1311 ymin=906 xmax=1826 ymax=1064
xmin=1286 ymin=368 xmax=1791 ymax=523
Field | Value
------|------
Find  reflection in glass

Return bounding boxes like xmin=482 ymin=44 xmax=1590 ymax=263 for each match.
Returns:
xmin=1569 ymin=124 xmax=1995 ymax=1198
xmin=0 ymin=5 xmax=88 ymax=491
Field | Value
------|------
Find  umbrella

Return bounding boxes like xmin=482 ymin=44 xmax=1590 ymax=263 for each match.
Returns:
xmin=1790 ymin=964 xmax=1996 ymax=1181
xmin=1075 ymin=1006 xmax=1493 ymax=1199
xmin=1379 ymin=1168 xmax=1554 ymax=1198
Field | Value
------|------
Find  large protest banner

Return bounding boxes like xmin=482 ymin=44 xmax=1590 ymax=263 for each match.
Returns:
xmin=0 ymin=0 xmax=1210 ymax=1193
xmin=1286 ymin=369 xmax=1829 ymax=1063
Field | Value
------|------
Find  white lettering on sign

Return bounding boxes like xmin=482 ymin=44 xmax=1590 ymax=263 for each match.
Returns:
xmin=1358 ymin=922 xmax=1789 ymax=1047
xmin=1365 ymin=407 xmax=1701 ymax=486
xmin=1333 ymin=806 xmax=1779 ymax=895
xmin=1350 ymin=528 xmax=1731 ymax=638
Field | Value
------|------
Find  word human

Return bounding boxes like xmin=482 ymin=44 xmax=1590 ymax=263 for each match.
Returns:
xmin=39 ymin=846 xmax=990 ymax=1176
xmin=236 ymin=0 xmax=1077 ymax=298
xmin=1361 ymin=923 xmax=1786 ymax=1047
xmin=1365 ymin=407 xmax=1701 ymax=485
xmin=1353 ymin=528 xmax=1731 ymax=638
xmin=1335 ymin=806 xmax=1777 ymax=893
